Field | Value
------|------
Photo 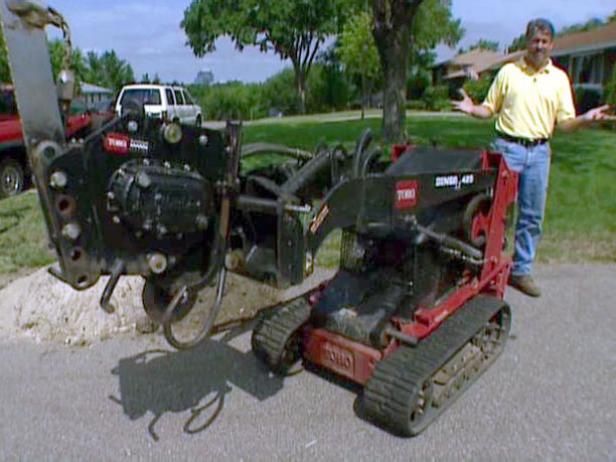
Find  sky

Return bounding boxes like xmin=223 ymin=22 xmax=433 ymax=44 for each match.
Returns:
xmin=47 ymin=0 xmax=615 ymax=85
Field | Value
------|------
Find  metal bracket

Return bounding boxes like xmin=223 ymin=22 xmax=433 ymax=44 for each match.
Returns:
xmin=8 ymin=1 xmax=74 ymax=107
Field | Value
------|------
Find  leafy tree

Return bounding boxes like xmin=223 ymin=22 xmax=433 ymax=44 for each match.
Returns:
xmin=312 ymin=48 xmax=352 ymax=111
xmin=558 ymin=17 xmax=604 ymax=36
xmin=182 ymin=0 xmax=353 ymax=114
xmin=507 ymin=33 xmax=526 ymax=52
xmin=306 ymin=62 xmax=352 ymax=113
xmin=371 ymin=0 xmax=461 ymax=141
xmin=463 ymin=73 xmax=494 ymax=102
xmin=461 ymin=39 xmax=499 ymax=53
xmin=80 ymin=49 xmax=135 ymax=92
xmin=509 ymin=15 xmax=612 ymax=53
xmin=408 ymin=0 xmax=462 ymax=99
xmin=371 ymin=0 xmax=424 ymax=142
xmin=260 ymin=68 xmax=298 ymax=116
xmin=411 ymin=0 xmax=462 ymax=55
xmin=97 ymin=50 xmax=135 ymax=92
xmin=0 ymin=33 xmax=10 ymax=83
xmin=194 ymin=81 xmax=263 ymax=120
xmin=605 ymin=64 xmax=616 ymax=108
xmin=48 ymin=39 xmax=88 ymax=84
xmin=84 ymin=51 xmax=102 ymax=84
xmin=338 ymin=12 xmax=380 ymax=119
xmin=0 ymin=30 xmax=133 ymax=98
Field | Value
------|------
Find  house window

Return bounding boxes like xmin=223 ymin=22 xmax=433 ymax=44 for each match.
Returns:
xmin=570 ymin=53 xmax=603 ymax=85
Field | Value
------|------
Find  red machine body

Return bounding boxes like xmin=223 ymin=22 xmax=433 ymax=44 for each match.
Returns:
xmin=302 ymin=149 xmax=517 ymax=386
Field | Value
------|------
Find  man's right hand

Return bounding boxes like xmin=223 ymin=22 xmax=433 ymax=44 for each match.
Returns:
xmin=451 ymin=89 xmax=475 ymax=114
xmin=451 ymin=89 xmax=493 ymax=119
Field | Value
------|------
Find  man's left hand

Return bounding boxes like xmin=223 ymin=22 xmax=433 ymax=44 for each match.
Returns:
xmin=582 ymin=104 xmax=615 ymax=122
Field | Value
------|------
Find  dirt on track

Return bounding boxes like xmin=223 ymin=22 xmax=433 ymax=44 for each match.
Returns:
xmin=0 ymin=266 xmax=335 ymax=346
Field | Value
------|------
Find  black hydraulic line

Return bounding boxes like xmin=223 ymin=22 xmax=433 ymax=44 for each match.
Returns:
xmin=160 ymin=122 xmax=242 ymax=350
xmin=359 ymin=146 xmax=382 ymax=178
xmin=99 ymin=259 xmax=125 ymax=313
xmin=280 ymin=148 xmax=335 ymax=195
xmin=236 ymin=195 xmax=279 ymax=214
xmin=241 ymin=142 xmax=312 ymax=161
xmin=415 ymin=221 xmax=484 ymax=261
xmin=163 ymin=267 xmax=228 ymax=350
xmin=352 ymin=129 xmax=373 ymax=178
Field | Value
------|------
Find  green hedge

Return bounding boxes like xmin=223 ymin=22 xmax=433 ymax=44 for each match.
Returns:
xmin=463 ymin=74 xmax=494 ymax=104
xmin=421 ymin=85 xmax=450 ymax=111
xmin=574 ymin=87 xmax=602 ymax=114
xmin=605 ymin=64 xmax=616 ymax=108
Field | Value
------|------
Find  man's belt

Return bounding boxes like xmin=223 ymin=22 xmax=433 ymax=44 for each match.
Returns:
xmin=496 ymin=131 xmax=549 ymax=147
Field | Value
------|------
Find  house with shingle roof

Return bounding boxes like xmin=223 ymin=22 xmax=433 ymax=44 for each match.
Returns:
xmin=550 ymin=21 xmax=616 ymax=95
xmin=436 ymin=21 xmax=616 ymax=97
xmin=80 ymin=82 xmax=114 ymax=109
xmin=432 ymin=49 xmax=505 ymax=87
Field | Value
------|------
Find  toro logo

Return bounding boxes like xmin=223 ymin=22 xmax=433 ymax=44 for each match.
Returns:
xmin=323 ymin=343 xmax=353 ymax=372
xmin=395 ymin=180 xmax=418 ymax=209
xmin=103 ymin=133 xmax=130 ymax=155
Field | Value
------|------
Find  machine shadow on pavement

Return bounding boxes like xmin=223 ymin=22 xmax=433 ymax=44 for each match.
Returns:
xmin=110 ymin=322 xmax=287 ymax=441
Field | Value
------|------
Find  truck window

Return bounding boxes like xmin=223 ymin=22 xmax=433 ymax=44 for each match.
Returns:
xmin=165 ymin=89 xmax=175 ymax=105
xmin=0 ymin=89 xmax=18 ymax=115
xmin=173 ymin=89 xmax=185 ymax=105
xmin=120 ymin=88 xmax=161 ymax=106
xmin=182 ymin=90 xmax=195 ymax=105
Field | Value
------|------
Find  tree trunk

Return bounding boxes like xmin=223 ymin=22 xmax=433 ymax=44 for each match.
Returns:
xmin=380 ymin=42 xmax=407 ymax=141
xmin=371 ymin=0 xmax=424 ymax=143
xmin=361 ymin=71 xmax=366 ymax=120
xmin=295 ymin=71 xmax=307 ymax=115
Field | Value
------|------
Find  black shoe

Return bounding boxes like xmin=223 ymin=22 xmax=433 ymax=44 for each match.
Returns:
xmin=508 ymin=274 xmax=541 ymax=298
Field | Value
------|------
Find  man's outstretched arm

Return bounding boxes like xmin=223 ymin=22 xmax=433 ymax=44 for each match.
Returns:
xmin=558 ymin=104 xmax=614 ymax=133
xmin=451 ymin=89 xmax=493 ymax=119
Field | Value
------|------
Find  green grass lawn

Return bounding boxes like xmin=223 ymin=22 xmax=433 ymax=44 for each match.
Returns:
xmin=1 ymin=115 xmax=614 ymax=276
xmin=0 ymin=191 xmax=55 ymax=274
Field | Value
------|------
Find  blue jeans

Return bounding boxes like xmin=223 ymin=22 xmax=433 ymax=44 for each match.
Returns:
xmin=491 ymin=138 xmax=551 ymax=276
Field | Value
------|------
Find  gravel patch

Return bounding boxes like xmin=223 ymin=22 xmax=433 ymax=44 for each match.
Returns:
xmin=0 ymin=266 xmax=335 ymax=346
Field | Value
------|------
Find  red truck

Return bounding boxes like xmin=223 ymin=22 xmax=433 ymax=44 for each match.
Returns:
xmin=0 ymin=85 xmax=113 ymax=198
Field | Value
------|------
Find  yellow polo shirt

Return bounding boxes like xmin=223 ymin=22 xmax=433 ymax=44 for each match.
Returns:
xmin=481 ymin=58 xmax=576 ymax=140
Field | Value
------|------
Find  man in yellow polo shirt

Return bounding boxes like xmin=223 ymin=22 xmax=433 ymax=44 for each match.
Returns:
xmin=453 ymin=18 xmax=611 ymax=297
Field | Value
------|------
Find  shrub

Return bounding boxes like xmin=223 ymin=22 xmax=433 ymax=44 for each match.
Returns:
xmin=260 ymin=69 xmax=300 ymax=116
xmin=463 ymin=74 xmax=494 ymax=103
xmin=574 ymin=86 xmax=602 ymax=114
xmin=306 ymin=64 xmax=352 ymax=113
xmin=422 ymin=85 xmax=450 ymax=111
xmin=406 ymin=99 xmax=427 ymax=110
xmin=193 ymin=82 xmax=264 ymax=121
xmin=407 ymin=73 xmax=430 ymax=100
xmin=604 ymin=64 xmax=616 ymax=108
xmin=432 ymin=98 xmax=453 ymax=112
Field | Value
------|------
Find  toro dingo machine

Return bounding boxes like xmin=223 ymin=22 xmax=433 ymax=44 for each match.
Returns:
xmin=1 ymin=0 xmax=517 ymax=435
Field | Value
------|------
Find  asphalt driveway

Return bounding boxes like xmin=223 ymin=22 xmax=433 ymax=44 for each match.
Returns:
xmin=0 ymin=264 xmax=614 ymax=461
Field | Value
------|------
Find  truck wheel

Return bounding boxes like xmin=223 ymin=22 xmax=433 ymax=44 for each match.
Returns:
xmin=0 ymin=158 xmax=25 ymax=198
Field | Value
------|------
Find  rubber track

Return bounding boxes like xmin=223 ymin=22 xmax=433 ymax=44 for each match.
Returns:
xmin=251 ymin=298 xmax=311 ymax=374
xmin=363 ymin=295 xmax=510 ymax=436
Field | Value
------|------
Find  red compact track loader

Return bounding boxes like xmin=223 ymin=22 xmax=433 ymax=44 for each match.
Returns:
xmin=0 ymin=0 xmax=517 ymax=435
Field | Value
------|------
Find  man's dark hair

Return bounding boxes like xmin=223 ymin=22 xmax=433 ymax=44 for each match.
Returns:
xmin=526 ymin=18 xmax=555 ymax=39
